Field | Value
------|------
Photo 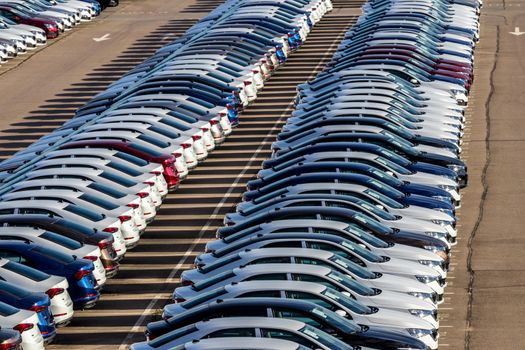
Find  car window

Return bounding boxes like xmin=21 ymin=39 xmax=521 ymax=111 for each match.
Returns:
xmin=260 ymin=328 xmax=315 ymax=348
xmin=40 ymin=231 xmax=82 ymax=250
xmin=251 ymin=257 xmax=292 ymax=264
xmin=181 ymin=288 xmax=228 ymax=309
xmin=87 ymin=182 xmax=126 ymax=199
xmin=0 ymin=251 xmax=26 ymax=264
xmin=207 ymin=328 xmax=256 ymax=338
xmin=192 ymin=270 xmax=236 ymax=291
xmin=240 ymin=291 xmax=281 ymax=298
xmin=2 ymin=261 xmax=49 ymax=282
xmin=114 ymin=152 xmax=149 ymax=167
xmin=107 ymin=162 xmax=142 ymax=177
xmin=0 ymin=301 xmax=18 ymax=317
xmin=148 ymin=324 xmax=198 ymax=347
xmin=246 ymin=273 xmax=288 ymax=281
xmin=79 ymin=193 xmax=119 ymax=211
xmin=32 ymin=245 xmax=75 ymax=264
xmin=63 ymin=205 xmax=104 ymax=222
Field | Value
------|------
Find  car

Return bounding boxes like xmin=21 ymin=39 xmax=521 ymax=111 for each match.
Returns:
xmin=0 ymin=226 xmax=107 ymax=286
xmin=0 ymin=301 xmax=43 ymax=350
xmin=0 ymin=258 xmax=74 ymax=326
xmin=180 ymin=247 xmax=444 ymax=297
xmin=0 ymin=240 xmax=99 ymax=309
xmin=174 ymin=261 xmax=439 ymax=309
xmin=0 ymin=214 xmax=120 ymax=275
xmin=130 ymin=317 xmax=353 ymax=350
xmin=0 ymin=6 xmax=59 ymax=38
xmin=159 ymin=337 xmax=311 ymax=350
xmin=0 ymin=280 xmax=55 ymax=343
xmin=0 ymin=328 xmax=22 ymax=350
xmin=147 ymin=298 xmax=429 ymax=349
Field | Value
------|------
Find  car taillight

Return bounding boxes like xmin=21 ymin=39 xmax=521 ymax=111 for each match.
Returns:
xmin=46 ymin=288 xmax=65 ymax=299
xmin=13 ymin=323 xmax=34 ymax=334
xmin=181 ymin=279 xmax=193 ymax=286
xmin=118 ymin=215 xmax=132 ymax=223
xmin=209 ymin=120 xmax=217 ymax=125
xmin=103 ymin=227 xmax=118 ymax=234
xmin=29 ymin=305 xmax=46 ymax=313
xmin=150 ymin=171 xmax=161 ymax=176
xmin=136 ymin=192 xmax=149 ymax=198
xmin=0 ymin=342 xmax=19 ymax=350
xmin=74 ymin=269 xmax=91 ymax=281
xmin=127 ymin=203 xmax=139 ymax=209
xmin=143 ymin=181 xmax=155 ymax=186
xmin=243 ymin=80 xmax=252 ymax=86
xmin=181 ymin=143 xmax=192 ymax=149
xmin=200 ymin=127 xmax=209 ymax=132
xmin=226 ymin=104 xmax=234 ymax=110
xmin=98 ymin=239 xmax=112 ymax=249
xmin=83 ymin=256 xmax=98 ymax=261
xmin=192 ymin=135 xmax=201 ymax=141
xmin=174 ymin=297 xmax=186 ymax=303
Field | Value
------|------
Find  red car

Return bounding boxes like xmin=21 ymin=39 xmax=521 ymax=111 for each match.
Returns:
xmin=59 ymin=140 xmax=181 ymax=190
xmin=0 ymin=6 xmax=59 ymax=39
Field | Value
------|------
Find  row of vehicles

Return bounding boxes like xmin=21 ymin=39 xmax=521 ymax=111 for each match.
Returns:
xmin=130 ymin=0 xmax=481 ymax=349
xmin=0 ymin=0 xmax=117 ymax=65
xmin=0 ymin=0 xmax=332 ymax=349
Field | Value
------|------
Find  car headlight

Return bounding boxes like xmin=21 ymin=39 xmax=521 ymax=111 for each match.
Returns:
xmin=416 ymin=275 xmax=440 ymax=284
xmin=425 ymin=231 xmax=448 ymax=240
xmin=407 ymin=328 xmax=434 ymax=338
xmin=438 ymin=185 xmax=457 ymax=192
xmin=431 ymin=219 xmax=454 ymax=227
xmin=447 ymin=164 xmax=465 ymax=173
xmin=407 ymin=291 xmax=436 ymax=302
xmin=418 ymin=260 xmax=442 ymax=268
xmin=409 ymin=309 xmax=436 ymax=318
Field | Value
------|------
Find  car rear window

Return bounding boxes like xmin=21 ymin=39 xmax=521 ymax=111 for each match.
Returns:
xmin=32 ymin=245 xmax=75 ymax=264
xmin=0 ymin=280 xmax=31 ymax=298
xmin=137 ymin=134 xmax=170 ymax=148
xmin=63 ymin=205 xmax=104 ymax=222
xmin=40 ymin=231 xmax=82 ymax=250
xmin=79 ymin=193 xmax=119 ymax=211
xmin=128 ymin=143 xmax=163 ymax=157
xmin=87 ymin=182 xmax=126 ymax=199
xmin=0 ymin=301 xmax=18 ymax=317
xmin=2 ymin=260 xmax=49 ymax=282
xmin=99 ymin=172 xmax=136 ymax=187
xmin=107 ymin=162 xmax=142 ymax=177
xmin=113 ymin=152 xmax=149 ymax=167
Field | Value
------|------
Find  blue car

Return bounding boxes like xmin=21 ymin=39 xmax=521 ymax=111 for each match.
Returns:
xmin=0 ymin=280 xmax=55 ymax=342
xmin=0 ymin=241 xmax=99 ymax=309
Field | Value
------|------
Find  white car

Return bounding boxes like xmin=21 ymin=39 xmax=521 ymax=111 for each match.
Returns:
xmin=0 ymin=301 xmax=44 ymax=350
xmin=0 ymin=258 xmax=74 ymax=326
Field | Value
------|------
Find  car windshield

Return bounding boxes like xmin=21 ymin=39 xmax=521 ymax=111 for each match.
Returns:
xmin=344 ymin=224 xmax=389 ymax=248
xmin=378 ymin=147 xmax=412 ymax=166
xmin=352 ymin=212 xmax=390 ymax=234
xmin=374 ymin=156 xmax=412 ymax=175
xmin=2 ymin=260 xmax=49 ymax=282
xmin=180 ymin=287 xmax=228 ymax=309
xmin=366 ymin=179 xmax=405 ymax=199
xmin=200 ymin=254 xmax=242 ymax=273
xmin=362 ymin=188 xmax=403 ymax=209
xmin=356 ymin=200 xmax=396 ymax=220
xmin=327 ymin=255 xmax=376 ymax=279
xmin=326 ymin=271 xmax=375 ymax=296
xmin=298 ymin=324 xmax=351 ymax=350
xmin=339 ymin=239 xmax=383 ymax=262
xmin=192 ymin=270 xmax=236 ymax=291
xmin=369 ymin=168 xmax=404 ymax=187
xmin=321 ymin=288 xmax=372 ymax=314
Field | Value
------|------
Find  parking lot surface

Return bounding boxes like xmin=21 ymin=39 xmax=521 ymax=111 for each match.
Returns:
xmin=0 ymin=0 xmax=521 ymax=349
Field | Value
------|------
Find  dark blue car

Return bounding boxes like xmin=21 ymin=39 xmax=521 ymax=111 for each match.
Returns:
xmin=0 ymin=280 xmax=55 ymax=342
xmin=0 ymin=241 xmax=99 ymax=310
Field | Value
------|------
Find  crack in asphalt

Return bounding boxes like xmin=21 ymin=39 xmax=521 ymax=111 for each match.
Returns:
xmin=464 ymin=24 xmax=500 ymax=350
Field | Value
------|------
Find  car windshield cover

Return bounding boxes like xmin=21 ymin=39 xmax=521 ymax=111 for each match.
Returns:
xmin=40 ymin=231 xmax=82 ymax=250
